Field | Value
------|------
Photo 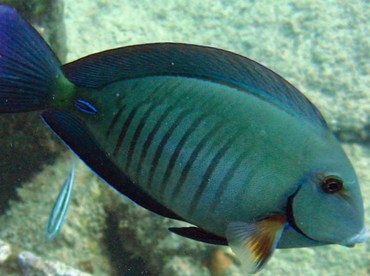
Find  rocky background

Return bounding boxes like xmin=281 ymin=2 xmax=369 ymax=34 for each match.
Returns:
xmin=0 ymin=0 xmax=369 ymax=275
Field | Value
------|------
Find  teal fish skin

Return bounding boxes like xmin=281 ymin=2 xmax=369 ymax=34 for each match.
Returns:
xmin=0 ymin=4 xmax=367 ymax=272
xmin=76 ymin=75 xmax=354 ymax=238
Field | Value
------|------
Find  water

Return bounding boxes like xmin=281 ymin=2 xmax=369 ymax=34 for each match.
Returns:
xmin=0 ymin=0 xmax=369 ymax=275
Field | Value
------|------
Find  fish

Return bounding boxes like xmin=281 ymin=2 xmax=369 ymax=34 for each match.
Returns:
xmin=0 ymin=4 xmax=367 ymax=273
xmin=46 ymin=159 xmax=76 ymax=240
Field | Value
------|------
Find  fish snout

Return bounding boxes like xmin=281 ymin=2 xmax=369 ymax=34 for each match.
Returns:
xmin=341 ymin=227 xmax=369 ymax=247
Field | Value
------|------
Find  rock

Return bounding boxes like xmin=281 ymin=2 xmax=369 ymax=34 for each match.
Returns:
xmin=0 ymin=240 xmax=11 ymax=264
xmin=160 ymin=256 xmax=209 ymax=276
xmin=17 ymin=251 xmax=92 ymax=276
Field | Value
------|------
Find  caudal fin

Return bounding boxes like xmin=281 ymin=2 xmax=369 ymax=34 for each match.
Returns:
xmin=0 ymin=5 xmax=62 ymax=113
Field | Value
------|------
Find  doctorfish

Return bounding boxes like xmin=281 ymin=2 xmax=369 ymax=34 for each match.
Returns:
xmin=0 ymin=5 xmax=367 ymax=273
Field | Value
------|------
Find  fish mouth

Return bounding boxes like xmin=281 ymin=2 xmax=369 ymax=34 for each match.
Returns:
xmin=341 ymin=227 xmax=369 ymax=247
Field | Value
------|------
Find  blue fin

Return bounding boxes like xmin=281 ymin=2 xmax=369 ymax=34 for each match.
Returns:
xmin=62 ymin=43 xmax=327 ymax=128
xmin=0 ymin=5 xmax=61 ymax=113
xmin=225 ymin=214 xmax=286 ymax=274
xmin=40 ymin=110 xmax=184 ymax=221
xmin=46 ymin=159 xmax=76 ymax=240
xmin=169 ymin=226 xmax=227 ymax=245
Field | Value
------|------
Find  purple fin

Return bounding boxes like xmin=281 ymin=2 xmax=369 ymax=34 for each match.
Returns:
xmin=0 ymin=5 xmax=61 ymax=113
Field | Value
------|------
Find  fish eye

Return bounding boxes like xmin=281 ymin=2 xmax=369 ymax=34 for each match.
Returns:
xmin=321 ymin=176 xmax=343 ymax=193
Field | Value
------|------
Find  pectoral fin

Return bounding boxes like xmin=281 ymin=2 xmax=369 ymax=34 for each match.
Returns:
xmin=226 ymin=214 xmax=286 ymax=274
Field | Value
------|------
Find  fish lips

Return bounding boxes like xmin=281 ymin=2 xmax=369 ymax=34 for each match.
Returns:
xmin=341 ymin=226 xmax=369 ymax=247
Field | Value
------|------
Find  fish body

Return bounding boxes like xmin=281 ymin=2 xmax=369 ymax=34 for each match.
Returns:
xmin=0 ymin=5 xmax=367 ymax=273
xmin=75 ymin=75 xmax=338 ymax=236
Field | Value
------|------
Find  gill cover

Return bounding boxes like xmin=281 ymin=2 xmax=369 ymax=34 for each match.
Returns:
xmin=291 ymin=174 xmax=364 ymax=244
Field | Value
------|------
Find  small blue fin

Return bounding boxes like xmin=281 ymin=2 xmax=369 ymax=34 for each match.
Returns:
xmin=40 ymin=110 xmax=184 ymax=221
xmin=169 ymin=226 xmax=227 ymax=245
xmin=226 ymin=214 xmax=286 ymax=274
xmin=0 ymin=5 xmax=61 ymax=113
xmin=46 ymin=159 xmax=76 ymax=240
xmin=62 ymin=43 xmax=327 ymax=128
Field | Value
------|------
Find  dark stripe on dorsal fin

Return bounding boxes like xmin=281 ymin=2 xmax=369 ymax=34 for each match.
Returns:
xmin=169 ymin=226 xmax=227 ymax=245
xmin=62 ymin=43 xmax=327 ymax=129
xmin=41 ymin=109 xmax=184 ymax=221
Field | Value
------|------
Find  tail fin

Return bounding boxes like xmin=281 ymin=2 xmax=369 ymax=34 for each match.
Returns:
xmin=0 ymin=5 xmax=62 ymax=113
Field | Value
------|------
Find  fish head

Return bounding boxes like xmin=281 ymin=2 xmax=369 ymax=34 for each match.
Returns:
xmin=287 ymin=147 xmax=367 ymax=247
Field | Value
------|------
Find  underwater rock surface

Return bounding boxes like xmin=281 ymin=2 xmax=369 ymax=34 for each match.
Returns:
xmin=0 ymin=0 xmax=369 ymax=275
xmin=0 ymin=239 xmax=92 ymax=275
xmin=17 ymin=251 xmax=92 ymax=276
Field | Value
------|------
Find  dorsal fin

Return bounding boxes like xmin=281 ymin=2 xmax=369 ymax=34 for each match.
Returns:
xmin=62 ymin=43 xmax=327 ymax=128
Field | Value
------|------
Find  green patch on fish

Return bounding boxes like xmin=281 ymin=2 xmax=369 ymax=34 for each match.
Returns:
xmin=0 ymin=4 xmax=367 ymax=274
